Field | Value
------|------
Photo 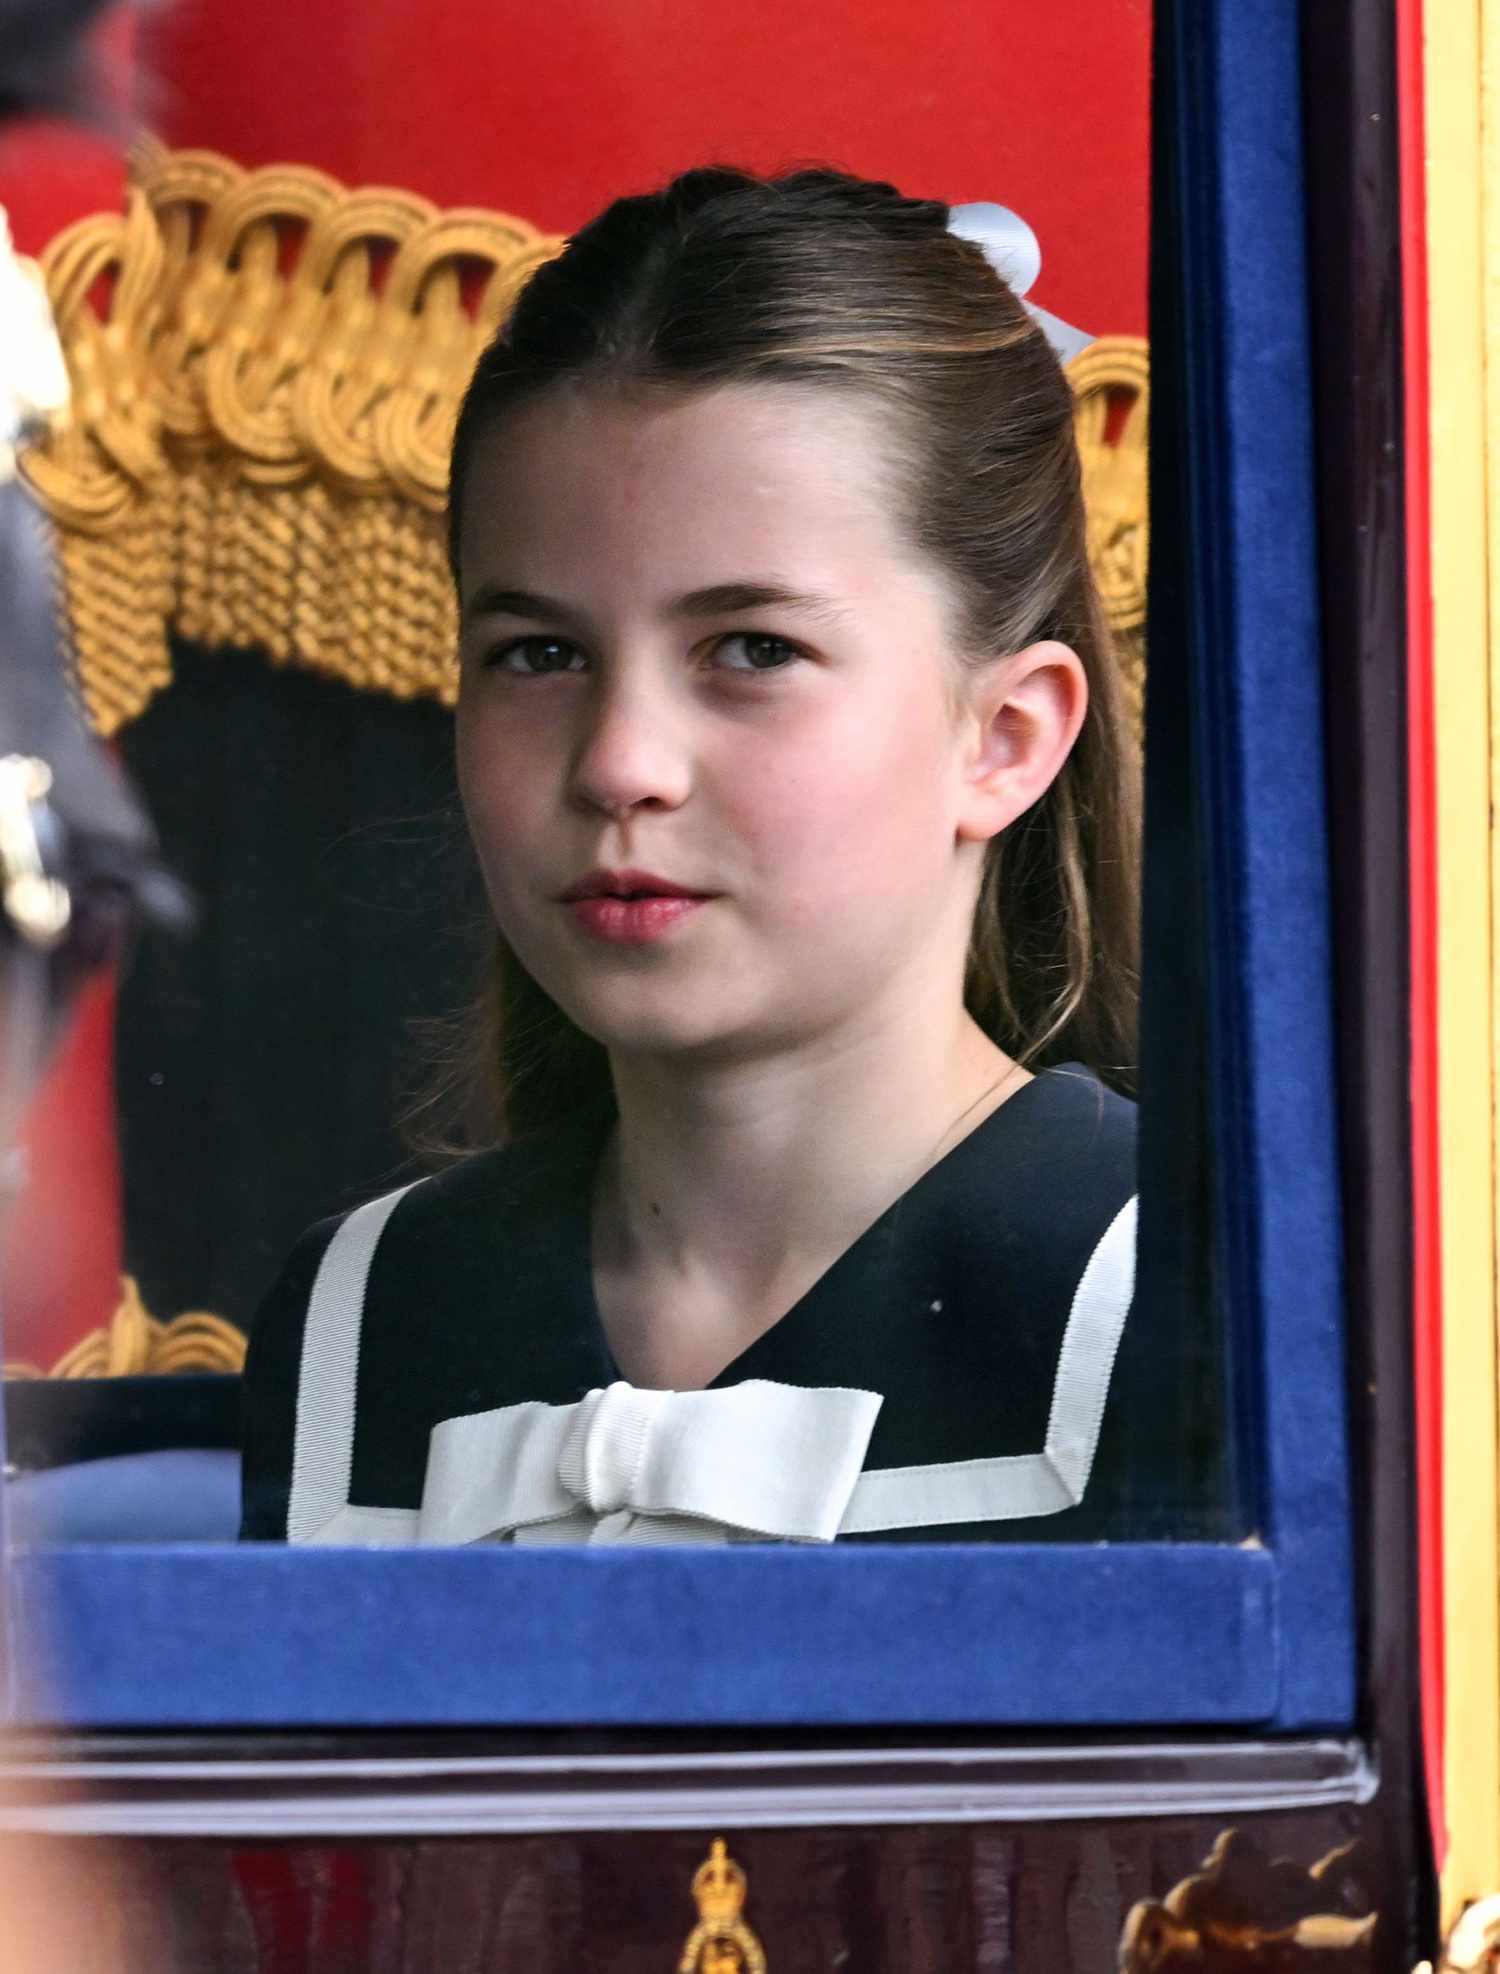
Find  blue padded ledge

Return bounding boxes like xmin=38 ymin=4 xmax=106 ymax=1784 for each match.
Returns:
xmin=8 ymin=1544 xmax=1278 ymax=1729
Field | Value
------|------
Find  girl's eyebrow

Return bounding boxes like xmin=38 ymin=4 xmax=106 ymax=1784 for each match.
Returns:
xmin=461 ymin=579 xmax=853 ymax=629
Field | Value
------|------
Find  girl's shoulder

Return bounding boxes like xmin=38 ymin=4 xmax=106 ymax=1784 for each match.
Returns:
xmin=922 ymin=1062 xmax=1136 ymax=1284
xmin=238 ymin=1110 xmax=608 ymax=1540
xmin=265 ymin=1104 xmax=609 ymax=1296
xmin=981 ymin=1060 xmax=1136 ymax=1174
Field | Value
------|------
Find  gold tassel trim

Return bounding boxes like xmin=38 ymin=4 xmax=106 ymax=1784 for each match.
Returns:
xmin=18 ymin=137 xmax=564 ymax=734
xmin=4 ymin=1274 xmax=246 ymax=1380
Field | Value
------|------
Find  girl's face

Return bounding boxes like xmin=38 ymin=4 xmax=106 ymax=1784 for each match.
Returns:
xmin=455 ymin=383 xmax=1025 ymax=1069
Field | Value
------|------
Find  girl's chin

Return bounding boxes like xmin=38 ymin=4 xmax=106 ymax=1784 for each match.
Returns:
xmin=557 ymin=985 xmax=781 ymax=1065
xmin=576 ymin=1012 xmax=755 ymax=1062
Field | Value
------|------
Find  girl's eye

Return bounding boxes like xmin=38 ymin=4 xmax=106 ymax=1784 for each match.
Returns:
xmin=713 ymin=632 xmax=803 ymax=673
xmin=485 ymin=637 xmax=587 ymax=676
xmin=479 ymin=632 xmax=800 ymax=676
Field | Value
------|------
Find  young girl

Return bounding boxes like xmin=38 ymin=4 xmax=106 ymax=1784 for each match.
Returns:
xmin=241 ymin=165 xmax=1202 ymax=1548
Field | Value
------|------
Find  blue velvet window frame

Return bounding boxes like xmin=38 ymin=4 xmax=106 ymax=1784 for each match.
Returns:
xmin=0 ymin=0 xmax=1357 ymax=1732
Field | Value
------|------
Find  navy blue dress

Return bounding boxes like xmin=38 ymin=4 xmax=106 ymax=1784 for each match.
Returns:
xmin=240 ymin=1065 xmax=1228 ymax=1544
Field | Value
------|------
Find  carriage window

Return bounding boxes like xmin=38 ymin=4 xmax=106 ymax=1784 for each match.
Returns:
xmin=0 ymin=0 xmax=1353 ymax=1732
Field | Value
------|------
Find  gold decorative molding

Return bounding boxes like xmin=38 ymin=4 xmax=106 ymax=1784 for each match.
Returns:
xmin=3 ymin=1274 xmax=246 ymax=1380
xmin=19 ymin=143 xmax=1147 ymax=739
xmin=677 ymin=1840 xmax=767 ymax=1974
xmin=1119 ymin=1830 xmax=1376 ymax=1970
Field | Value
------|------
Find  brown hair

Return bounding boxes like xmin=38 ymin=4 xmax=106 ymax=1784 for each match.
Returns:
xmin=432 ymin=164 xmax=1139 ymax=1145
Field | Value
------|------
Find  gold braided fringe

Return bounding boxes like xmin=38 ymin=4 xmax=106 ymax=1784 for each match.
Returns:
xmin=19 ymin=139 xmax=564 ymax=734
xmin=4 ymin=1274 xmax=246 ymax=1380
xmin=19 ymin=140 xmax=1147 ymax=736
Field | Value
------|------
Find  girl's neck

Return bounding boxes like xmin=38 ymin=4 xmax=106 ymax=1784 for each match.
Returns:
xmin=591 ymin=995 xmax=1029 ymax=1388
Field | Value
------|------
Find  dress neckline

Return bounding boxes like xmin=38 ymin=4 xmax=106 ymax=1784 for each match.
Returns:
xmin=568 ymin=1063 xmax=1105 ymax=1392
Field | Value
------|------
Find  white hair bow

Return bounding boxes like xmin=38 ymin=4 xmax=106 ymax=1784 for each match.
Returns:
xmin=947 ymin=201 xmax=1093 ymax=364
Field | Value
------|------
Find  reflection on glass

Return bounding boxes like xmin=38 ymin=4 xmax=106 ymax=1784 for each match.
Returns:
xmin=5 ymin=151 xmax=1228 ymax=1554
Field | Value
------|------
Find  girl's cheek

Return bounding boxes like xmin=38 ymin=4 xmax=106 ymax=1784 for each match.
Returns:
xmin=738 ymin=712 xmax=929 ymax=831
xmin=457 ymin=709 xmax=546 ymax=815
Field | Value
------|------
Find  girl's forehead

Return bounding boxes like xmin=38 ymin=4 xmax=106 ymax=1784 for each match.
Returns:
xmin=486 ymin=377 xmax=893 ymax=473
xmin=469 ymin=380 xmax=903 ymax=525
xmin=458 ymin=381 xmax=928 ymax=596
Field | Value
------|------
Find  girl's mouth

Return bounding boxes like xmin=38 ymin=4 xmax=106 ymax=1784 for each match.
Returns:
xmin=567 ymin=895 xmax=708 ymax=943
xmin=558 ymin=869 xmax=713 ymax=945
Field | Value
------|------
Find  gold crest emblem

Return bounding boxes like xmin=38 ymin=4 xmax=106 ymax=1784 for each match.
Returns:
xmin=678 ymin=1840 xmax=767 ymax=1974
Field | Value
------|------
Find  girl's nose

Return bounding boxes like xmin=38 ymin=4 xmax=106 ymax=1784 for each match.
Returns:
xmin=566 ymin=676 xmax=692 ymax=818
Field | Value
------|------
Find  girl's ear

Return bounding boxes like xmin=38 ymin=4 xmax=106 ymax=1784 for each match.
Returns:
xmin=955 ymin=640 xmax=1089 ymax=844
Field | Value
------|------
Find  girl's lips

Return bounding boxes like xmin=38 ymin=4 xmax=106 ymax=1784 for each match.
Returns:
xmin=559 ymin=867 xmax=706 ymax=901
xmin=566 ymin=895 xmax=709 ymax=944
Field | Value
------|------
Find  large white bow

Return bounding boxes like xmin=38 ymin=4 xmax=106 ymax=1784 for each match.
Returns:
xmin=414 ymin=1379 xmax=884 ymax=1546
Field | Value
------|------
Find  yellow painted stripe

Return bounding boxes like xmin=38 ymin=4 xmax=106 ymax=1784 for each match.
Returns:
xmin=1434 ymin=0 xmax=1500 ymax=1926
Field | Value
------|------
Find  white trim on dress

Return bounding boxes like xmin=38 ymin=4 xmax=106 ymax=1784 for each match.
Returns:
xmin=285 ymin=1186 xmax=1137 ymax=1546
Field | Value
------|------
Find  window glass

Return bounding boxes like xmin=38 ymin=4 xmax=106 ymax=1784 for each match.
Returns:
xmin=1 ymin=0 xmax=1243 ymax=1564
